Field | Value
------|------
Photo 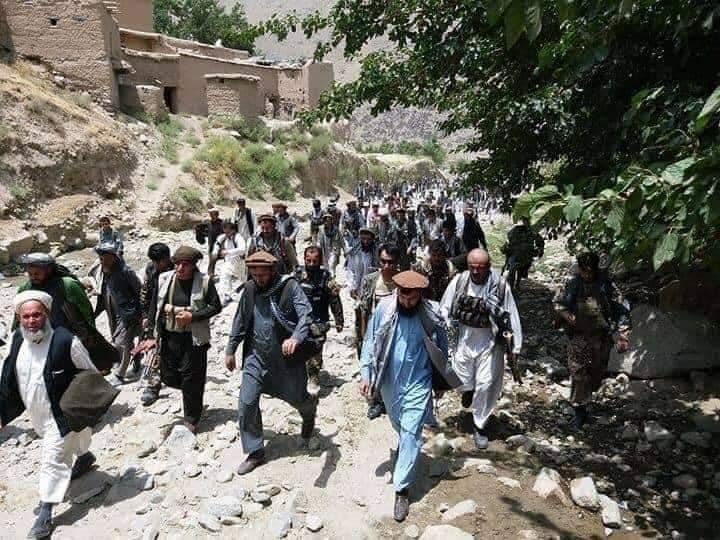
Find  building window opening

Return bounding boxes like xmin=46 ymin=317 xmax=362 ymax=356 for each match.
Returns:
xmin=49 ymin=17 xmax=59 ymax=27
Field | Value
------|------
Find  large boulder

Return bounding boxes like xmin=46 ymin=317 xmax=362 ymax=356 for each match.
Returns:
xmin=607 ymin=304 xmax=720 ymax=379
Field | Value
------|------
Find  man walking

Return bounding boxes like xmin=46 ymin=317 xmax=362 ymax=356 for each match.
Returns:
xmin=440 ymin=249 xmax=522 ymax=449
xmin=359 ymin=271 xmax=448 ymax=522
xmin=555 ymin=252 xmax=631 ymax=429
xmin=413 ymin=239 xmax=457 ymax=302
xmin=225 ymin=251 xmax=318 ymax=474
xmin=141 ymin=246 xmax=222 ymax=432
xmin=1 ymin=291 xmax=98 ymax=539
xmin=502 ymin=218 xmax=544 ymax=291
xmin=93 ymin=243 xmax=142 ymax=386
xmin=232 ymin=198 xmax=255 ymax=242
xmin=206 ymin=208 xmax=224 ymax=277
xmin=247 ymin=214 xmax=298 ymax=275
xmin=212 ymin=220 xmax=247 ymax=306
xmin=137 ymin=243 xmax=173 ymax=406
xmin=298 ymin=246 xmax=344 ymax=395
xmin=316 ymin=213 xmax=343 ymax=277
xmin=273 ymin=202 xmax=299 ymax=247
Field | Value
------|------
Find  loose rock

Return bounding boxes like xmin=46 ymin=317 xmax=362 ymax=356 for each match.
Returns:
xmin=598 ymin=494 xmax=622 ymax=528
xmin=532 ymin=468 xmax=571 ymax=507
xmin=441 ymin=499 xmax=478 ymax=522
xmin=305 ymin=514 xmax=323 ymax=532
xmin=570 ymin=477 xmax=600 ymax=510
xmin=420 ymin=524 xmax=474 ymax=540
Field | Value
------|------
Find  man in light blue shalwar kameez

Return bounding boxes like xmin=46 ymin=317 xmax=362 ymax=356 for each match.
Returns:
xmin=359 ymin=270 xmax=448 ymax=523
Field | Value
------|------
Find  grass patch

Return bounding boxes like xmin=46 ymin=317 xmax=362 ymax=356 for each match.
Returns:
xmin=26 ymin=96 xmax=63 ymax=131
xmin=184 ymin=133 xmax=201 ymax=147
xmin=357 ymin=138 xmax=446 ymax=164
xmin=157 ymin=115 xmax=183 ymax=164
xmin=145 ymin=178 xmax=159 ymax=190
xmin=9 ymin=184 xmax=29 ymax=199
xmin=193 ymin=136 xmax=292 ymax=200
xmin=292 ymin=151 xmax=309 ymax=170
xmin=207 ymin=115 xmax=270 ymax=142
xmin=181 ymin=159 xmax=193 ymax=173
xmin=336 ymin=162 xmax=356 ymax=191
xmin=168 ymin=187 xmax=205 ymax=213
xmin=309 ymin=132 xmax=333 ymax=159
xmin=368 ymin=163 xmax=387 ymax=182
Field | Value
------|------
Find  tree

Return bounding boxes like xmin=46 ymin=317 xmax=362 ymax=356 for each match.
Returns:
xmin=256 ymin=1 xmax=720 ymax=272
xmin=153 ymin=0 xmax=255 ymax=53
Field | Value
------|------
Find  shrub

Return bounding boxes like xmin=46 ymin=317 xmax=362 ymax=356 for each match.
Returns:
xmin=156 ymin=115 xmax=183 ymax=163
xmin=309 ymin=132 xmax=333 ymax=159
xmin=368 ymin=163 xmax=386 ymax=181
xmin=195 ymin=135 xmax=242 ymax=167
xmin=245 ymin=142 xmax=271 ymax=163
xmin=261 ymin=152 xmax=294 ymax=199
xmin=292 ymin=151 xmax=309 ymax=170
xmin=69 ymin=93 xmax=93 ymax=110
xmin=208 ymin=115 xmax=270 ymax=142
xmin=9 ymin=184 xmax=29 ymax=199
xmin=184 ymin=133 xmax=201 ymax=147
xmin=168 ymin=187 xmax=204 ymax=213
xmin=279 ymin=128 xmax=309 ymax=148
xmin=422 ymin=139 xmax=446 ymax=165
xmin=146 ymin=178 xmax=159 ymax=190
xmin=181 ymin=159 xmax=193 ymax=173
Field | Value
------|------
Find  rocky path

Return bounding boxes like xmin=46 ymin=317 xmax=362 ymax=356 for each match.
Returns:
xmin=1 ymin=222 xmax=719 ymax=540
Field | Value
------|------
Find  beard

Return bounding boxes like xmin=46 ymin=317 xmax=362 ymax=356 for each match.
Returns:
xmin=397 ymin=300 xmax=420 ymax=317
xmin=20 ymin=320 xmax=51 ymax=344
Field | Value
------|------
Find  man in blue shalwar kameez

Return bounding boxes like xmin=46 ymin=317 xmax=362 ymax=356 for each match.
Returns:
xmin=359 ymin=270 xmax=448 ymax=522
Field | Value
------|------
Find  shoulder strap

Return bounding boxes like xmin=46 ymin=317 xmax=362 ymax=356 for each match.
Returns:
xmin=202 ymin=273 xmax=210 ymax=298
xmin=497 ymin=275 xmax=506 ymax=304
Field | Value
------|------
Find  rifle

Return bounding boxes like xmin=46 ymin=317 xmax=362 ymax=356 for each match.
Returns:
xmin=488 ymin=297 xmax=523 ymax=384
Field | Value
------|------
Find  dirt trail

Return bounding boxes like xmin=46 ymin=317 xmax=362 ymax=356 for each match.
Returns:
xmin=1 ymin=217 xmax=717 ymax=540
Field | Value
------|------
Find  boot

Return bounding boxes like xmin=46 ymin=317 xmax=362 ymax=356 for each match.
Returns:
xmin=461 ymin=390 xmax=474 ymax=408
xmin=393 ymin=489 xmax=410 ymax=522
xmin=472 ymin=425 xmax=489 ymax=450
xmin=27 ymin=502 xmax=52 ymax=539
xmin=71 ymin=452 xmax=96 ymax=480
xmin=237 ymin=449 xmax=266 ymax=475
xmin=570 ymin=405 xmax=588 ymax=430
xmin=140 ymin=384 xmax=160 ymax=407
xmin=367 ymin=399 xmax=386 ymax=420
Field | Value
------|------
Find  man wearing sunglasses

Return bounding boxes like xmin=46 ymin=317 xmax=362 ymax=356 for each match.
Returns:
xmin=356 ymin=244 xmax=401 ymax=419
xmin=359 ymin=270 xmax=448 ymax=522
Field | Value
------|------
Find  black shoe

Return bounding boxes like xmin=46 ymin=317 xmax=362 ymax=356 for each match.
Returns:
xmin=28 ymin=503 xmax=52 ymax=539
xmin=140 ymin=385 xmax=160 ymax=406
xmin=393 ymin=490 xmax=409 ymax=522
xmin=472 ymin=426 xmax=489 ymax=450
xmin=237 ymin=450 xmax=266 ymax=475
xmin=569 ymin=405 xmax=588 ymax=430
xmin=71 ymin=452 xmax=96 ymax=480
xmin=367 ymin=400 xmax=386 ymax=420
xmin=461 ymin=390 xmax=474 ymax=409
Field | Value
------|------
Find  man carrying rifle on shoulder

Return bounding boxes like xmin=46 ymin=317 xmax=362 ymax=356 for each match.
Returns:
xmin=440 ymin=248 xmax=522 ymax=450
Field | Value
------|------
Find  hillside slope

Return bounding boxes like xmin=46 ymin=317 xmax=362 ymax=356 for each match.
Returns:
xmin=0 ymin=62 xmax=138 ymax=217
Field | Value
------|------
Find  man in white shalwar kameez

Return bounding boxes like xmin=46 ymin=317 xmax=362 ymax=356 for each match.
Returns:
xmin=440 ymin=249 xmax=522 ymax=449
xmin=212 ymin=220 xmax=247 ymax=306
xmin=0 ymin=291 xmax=97 ymax=539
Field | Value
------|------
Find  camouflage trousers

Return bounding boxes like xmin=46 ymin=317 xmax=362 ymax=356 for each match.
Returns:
xmin=306 ymin=347 xmax=324 ymax=380
xmin=567 ymin=332 xmax=612 ymax=405
xmin=142 ymin=350 xmax=162 ymax=391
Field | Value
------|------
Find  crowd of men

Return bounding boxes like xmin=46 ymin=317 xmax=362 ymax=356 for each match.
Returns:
xmin=0 ymin=187 xmax=632 ymax=536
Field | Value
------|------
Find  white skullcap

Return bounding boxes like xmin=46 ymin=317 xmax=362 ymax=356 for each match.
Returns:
xmin=14 ymin=290 xmax=53 ymax=314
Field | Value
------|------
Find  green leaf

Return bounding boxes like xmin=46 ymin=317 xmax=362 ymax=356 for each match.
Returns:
xmin=605 ymin=206 xmax=624 ymax=232
xmin=695 ymin=85 xmax=720 ymax=132
xmin=618 ymin=0 xmax=634 ymax=16
xmin=557 ymin=0 xmax=575 ymax=21
xmin=564 ymin=195 xmax=584 ymax=221
xmin=530 ymin=201 xmax=563 ymax=226
xmin=525 ymin=0 xmax=542 ymax=43
xmin=653 ymin=231 xmax=678 ymax=270
xmin=661 ymin=158 xmax=696 ymax=185
xmin=504 ymin=0 xmax=526 ymax=49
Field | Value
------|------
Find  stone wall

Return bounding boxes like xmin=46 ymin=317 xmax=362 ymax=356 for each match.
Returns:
xmin=117 ymin=0 xmax=153 ymax=33
xmin=304 ymin=61 xmax=334 ymax=108
xmin=3 ymin=0 xmax=119 ymax=104
xmin=206 ymin=76 xmax=264 ymax=123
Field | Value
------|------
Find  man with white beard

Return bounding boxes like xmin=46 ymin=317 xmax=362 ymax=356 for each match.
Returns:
xmin=440 ymin=249 xmax=522 ymax=449
xmin=0 ymin=291 xmax=98 ymax=539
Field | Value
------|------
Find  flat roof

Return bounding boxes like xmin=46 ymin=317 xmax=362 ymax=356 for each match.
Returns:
xmin=204 ymin=73 xmax=261 ymax=82
xmin=119 ymin=28 xmax=162 ymax=40
xmin=123 ymin=49 xmax=180 ymax=61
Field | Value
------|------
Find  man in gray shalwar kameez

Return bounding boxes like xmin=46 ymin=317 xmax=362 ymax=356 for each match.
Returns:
xmin=225 ymin=251 xmax=318 ymax=475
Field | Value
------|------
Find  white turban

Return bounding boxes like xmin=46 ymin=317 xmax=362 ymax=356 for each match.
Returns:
xmin=13 ymin=290 xmax=53 ymax=314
